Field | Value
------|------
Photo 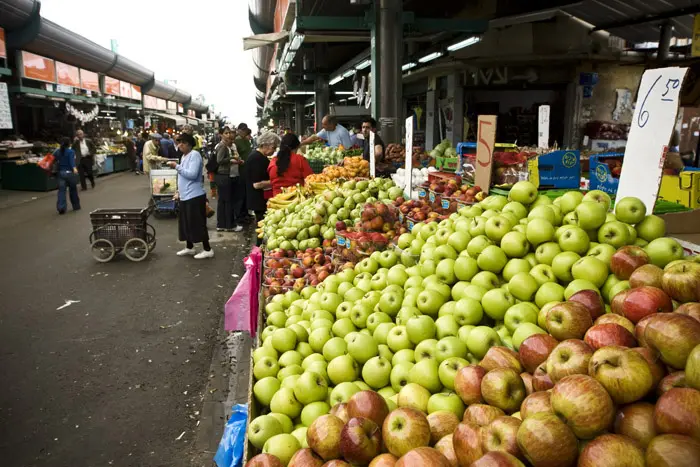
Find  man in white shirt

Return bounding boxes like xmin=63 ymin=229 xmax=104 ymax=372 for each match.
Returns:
xmin=301 ymin=115 xmax=352 ymax=148
xmin=72 ymin=129 xmax=96 ymax=190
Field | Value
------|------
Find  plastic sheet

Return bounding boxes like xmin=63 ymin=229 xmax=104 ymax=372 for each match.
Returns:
xmin=225 ymin=246 xmax=261 ymax=335
xmin=214 ymin=404 xmax=248 ymax=467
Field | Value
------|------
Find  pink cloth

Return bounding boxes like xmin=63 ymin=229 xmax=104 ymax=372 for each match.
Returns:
xmin=225 ymin=246 xmax=262 ymax=335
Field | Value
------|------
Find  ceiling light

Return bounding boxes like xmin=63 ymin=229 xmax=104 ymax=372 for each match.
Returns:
xmin=402 ymin=62 xmax=417 ymax=71
xmin=342 ymin=69 xmax=355 ymax=79
xmin=355 ymin=59 xmax=371 ymax=70
xmin=418 ymin=52 xmax=443 ymax=63
xmin=286 ymin=91 xmax=315 ymax=95
xmin=335 ymin=91 xmax=354 ymax=95
xmin=289 ymin=34 xmax=304 ymax=51
xmin=447 ymin=36 xmax=480 ymax=51
xmin=329 ymin=76 xmax=343 ymax=86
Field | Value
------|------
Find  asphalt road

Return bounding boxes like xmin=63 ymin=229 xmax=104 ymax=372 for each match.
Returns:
xmin=0 ymin=173 xmax=254 ymax=467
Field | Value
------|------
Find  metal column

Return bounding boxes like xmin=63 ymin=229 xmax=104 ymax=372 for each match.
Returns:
xmin=658 ymin=21 xmax=673 ymax=62
xmin=377 ymin=0 xmax=402 ymax=144
xmin=314 ymin=75 xmax=330 ymax=131
xmin=294 ymin=100 xmax=305 ymax=136
xmin=446 ymin=73 xmax=464 ymax=146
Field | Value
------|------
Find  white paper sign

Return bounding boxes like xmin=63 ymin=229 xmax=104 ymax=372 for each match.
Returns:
xmin=538 ymin=105 xmax=550 ymax=148
xmin=0 ymin=83 xmax=12 ymax=129
xmin=405 ymin=116 xmax=414 ymax=198
xmin=369 ymin=131 xmax=376 ymax=178
xmin=616 ymin=67 xmax=689 ymax=211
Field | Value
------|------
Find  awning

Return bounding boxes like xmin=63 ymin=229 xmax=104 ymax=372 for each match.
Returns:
xmin=154 ymin=112 xmax=186 ymax=127
xmin=186 ymin=117 xmax=201 ymax=126
xmin=243 ymin=31 xmax=289 ymax=50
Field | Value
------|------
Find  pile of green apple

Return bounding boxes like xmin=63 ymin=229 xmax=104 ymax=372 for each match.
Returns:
xmin=264 ymin=178 xmax=403 ymax=251
xmin=246 ymin=180 xmax=700 ymax=466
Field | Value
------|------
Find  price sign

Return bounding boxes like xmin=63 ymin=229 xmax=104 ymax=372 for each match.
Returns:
xmin=617 ymin=67 xmax=688 ymax=211
xmin=538 ymin=105 xmax=550 ymax=149
xmin=475 ymin=115 xmax=497 ymax=194
xmin=0 ymin=83 xmax=13 ymax=129
xmin=369 ymin=131 xmax=376 ymax=178
xmin=405 ymin=116 xmax=414 ymax=198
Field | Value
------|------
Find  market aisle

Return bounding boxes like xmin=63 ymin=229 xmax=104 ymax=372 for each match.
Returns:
xmin=0 ymin=173 xmax=254 ymax=467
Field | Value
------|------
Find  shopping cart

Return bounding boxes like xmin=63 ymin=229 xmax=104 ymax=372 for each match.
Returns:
xmin=148 ymin=159 xmax=179 ymax=217
xmin=89 ymin=208 xmax=156 ymax=262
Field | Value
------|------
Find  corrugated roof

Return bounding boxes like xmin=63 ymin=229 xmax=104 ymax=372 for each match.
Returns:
xmin=562 ymin=0 xmax=696 ymax=44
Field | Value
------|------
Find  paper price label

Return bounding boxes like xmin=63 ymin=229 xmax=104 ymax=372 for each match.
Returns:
xmin=538 ymin=105 xmax=550 ymax=149
xmin=405 ymin=116 xmax=414 ymax=198
xmin=429 ymin=192 xmax=436 ymax=203
xmin=441 ymin=199 xmax=450 ymax=210
xmin=369 ymin=131 xmax=376 ymax=178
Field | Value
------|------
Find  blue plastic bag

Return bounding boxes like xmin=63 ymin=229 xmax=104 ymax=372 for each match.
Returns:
xmin=214 ymin=404 xmax=248 ymax=467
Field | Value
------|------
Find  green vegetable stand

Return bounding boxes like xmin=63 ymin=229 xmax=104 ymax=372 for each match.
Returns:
xmin=0 ymin=161 xmax=58 ymax=191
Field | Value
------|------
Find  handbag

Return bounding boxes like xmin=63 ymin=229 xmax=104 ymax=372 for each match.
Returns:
xmin=38 ymin=153 xmax=56 ymax=173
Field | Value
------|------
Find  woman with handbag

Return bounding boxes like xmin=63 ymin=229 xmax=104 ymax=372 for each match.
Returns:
xmin=54 ymin=137 xmax=81 ymax=214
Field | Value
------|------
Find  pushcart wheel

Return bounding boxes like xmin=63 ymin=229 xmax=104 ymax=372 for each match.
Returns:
xmin=124 ymin=238 xmax=149 ymax=262
xmin=146 ymin=232 xmax=157 ymax=252
xmin=91 ymin=239 xmax=116 ymax=263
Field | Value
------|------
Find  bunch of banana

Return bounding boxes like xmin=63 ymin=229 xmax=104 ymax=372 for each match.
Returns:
xmin=306 ymin=181 xmax=336 ymax=195
xmin=267 ymin=187 xmax=307 ymax=210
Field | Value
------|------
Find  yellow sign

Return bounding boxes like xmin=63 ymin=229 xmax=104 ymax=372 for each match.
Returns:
xmin=693 ymin=15 xmax=700 ymax=57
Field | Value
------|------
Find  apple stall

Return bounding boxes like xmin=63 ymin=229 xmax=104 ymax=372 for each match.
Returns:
xmin=236 ymin=69 xmax=700 ymax=467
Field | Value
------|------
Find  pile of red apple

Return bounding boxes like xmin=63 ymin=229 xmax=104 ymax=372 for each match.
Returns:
xmin=263 ymin=248 xmax=334 ymax=296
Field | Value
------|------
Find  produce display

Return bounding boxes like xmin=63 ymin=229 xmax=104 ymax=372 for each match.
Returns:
xmin=304 ymin=146 xmax=347 ymax=166
xmin=268 ymin=186 xmax=311 ymax=211
xmin=391 ymin=167 xmax=436 ymax=198
xmin=384 ymin=144 xmax=433 ymax=168
xmin=305 ymin=157 xmax=371 ymax=184
xmin=248 ymin=178 xmax=700 ymax=467
xmin=263 ymin=248 xmax=335 ymax=296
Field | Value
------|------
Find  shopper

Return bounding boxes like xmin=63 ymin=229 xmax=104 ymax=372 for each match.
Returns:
xmin=143 ymin=133 xmax=167 ymax=173
xmin=268 ymin=133 xmax=313 ymax=196
xmin=72 ymin=129 xmax=96 ymax=190
xmin=167 ymin=133 xmax=213 ymax=259
xmin=361 ymin=117 xmax=385 ymax=162
xmin=301 ymin=115 xmax=352 ymax=148
xmin=160 ymin=133 xmax=177 ymax=159
xmin=136 ymin=132 xmax=147 ymax=172
xmin=246 ymin=132 xmax=279 ymax=246
xmin=213 ymin=127 xmax=244 ymax=232
xmin=54 ymin=137 xmax=81 ymax=214
xmin=124 ymin=133 xmax=139 ymax=174
xmin=235 ymin=123 xmax=253 ymax=222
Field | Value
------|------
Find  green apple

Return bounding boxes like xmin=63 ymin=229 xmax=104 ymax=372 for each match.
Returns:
xmin=329 ymin=381 xmax=361 ymax=406
xmin=302 ymin=353 xmax=326 ymax=370
xmin=535 ymin=282 xmax=566 ymax=308
xmin=415 ymin=339 xmax=438 ymax=362
xmin=417 ymin=289 xmax=448 ymax=317
xmin=347 ymin=332 xmax=379 ymax=364
xmin=503 ymin=201 xmax=529 ymax=220
xmin=327 ymin=354 xmax=359 ymax=385
xmin=462 ymin=285 xmax=489 ymax=302
xmin=435 ymin=258 xmax=457 ymax=285
xmin=253 ymin=346 xmax=278 ymax=364
xmin=458 ymin=325 xmax=475 ymax=346
xmin=428 ymin=392 xmax=466 ymax=418
xmin=253 ymin=376 xmax=281 ymax=407
xmin=468 ymin=217 xmax=487 ymax=237
xmin=454 ymin=256 xmax=479 ymax=281
xmin=379 ymin=344 xmax=394 ymax=363
xmin=280 ymin=374 xmax=300 ymax=391
xmin=481 ymin=288 xmax=515 ymax=321
xmin=530 ymin=264 xmax=556 ymax=286
xmin=501 ymin=231 xmax=530 ymax=258
xmin=555 ymin=224 xmax=576 ymax=241
xmin=378 ymin=289 xmax=403 ymax=317
xmin=526 ymin=218 xmax=555 ymax=246
xmin=396 ymin=306 xmax=420 ymax=325
xmin=615 ymin=197 xmax=647 ymax=224
xmin=331 ymin=318 xmax=357 ymax=338
xmin=509 ymin=181 xmax=538 ymax=204
xmin=551 ymin=251 xmax=581 ymax=283
xmin=392 ymin=349 xmax=415 ymax=366
xmin=466 ymin=235 xmax=493 ymax=258
xmin=485 ymin=216 xmax=513 ymax=243
xmin=373 ymin=322 xmax=396 ymax=346
xmin=435 ymin=315 xmax=459 ymax=339
xmin=409 ymin=358 xmax=442 ymax=393
xmin=248 ymin=414 xmax=284 ymax=449
xmin=448 ymin=231 xmax=472 ymax=253
xmin=254 ymin=356 xmax=280 ymax=380
xmin=636 ymin=214 xmax=666 ymax=241
xmin=645 ymin=237 xmax=684 ymax=268
xmin=271 ymin=328 xmax=298 ymax=353
xmin=587 ymin=243 xmax=616 ymax=265
xmin=434 ymin=244 xmax=458 ymax=262
xmin=528 ymin=205 xmax=556 ymax=224
xmin=571 ymin=256 xmax=609 ymax=288
xmin=535 ymin=242 xmax=562 ymax=266
xmin=386 ymin=325 xmax=412 ymax=352
xmin=270 ymin=387 xmax=303 ymax=419
xmin=378 ymin=250 xmax=399 ymax=269
xmin=512 ymin=323 xmax=548 ymax=350
xmin=406 ymin=315 xmax=437 ymax=344
xmin=575 ymin=201 xmax=607 ymax=230
xmin=451 ymin=281 xmax=471 ymax=301
xmin=279 ymin=350 xmax=303 ymax=368
xmin=558 ymin=191 xmax=584 ymax=214
xmin=558 ymin=226 xmax=590 ymax=255
xmin=562 ymin=211 xmax=578 ymax=225
xmin=322 ymin=337 xmax=347 ymax=362
xmin=436 ymin=336 xmax=468 ymax=363
xmin=504 ymin=302 xmax=540 ymax=333
xmin=477 ymin=245 xmax=508 ymax=273
xmin=367 ymin=311 xmax=392 ymax=334
xmin=294 ymin=371 xmax=328 ymax=405
xmin=471 ymin=271 xmax=501 ymax=290
xmin=597 ymin=221 xmax=630 ymax=248
xmin=438 ymin=357 xmax=469 ymax=390
xmin=564 ymin=279 xmax=600 ymax=300
xmin=466 ymin=326 xmax=502 ymax=359
xmin=453 ymin=297 xmax=484 ymax=326
xmin=397 ymin=382 xmax=431 ymax=412
xmin=607 ymin=280 xmax=630 ymax=303
xmin=583 ymin=189 xmax=612 ymax=208
xmin=277 ymin=364 xmax=303 ymax=381
xmin=362 ymin=356 xmax=392 ymax=389
xmin=508 ymin=272 xmax=540 ymax=302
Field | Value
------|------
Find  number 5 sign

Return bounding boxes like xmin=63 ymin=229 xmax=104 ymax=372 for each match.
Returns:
xmin=475 ymin=115 xmax=497 ymax=194
xmin=616 ymin=67 xmax=688 ymax=211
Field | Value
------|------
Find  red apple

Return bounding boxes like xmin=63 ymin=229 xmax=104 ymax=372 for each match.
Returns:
xmin=610 ymin=246 xmax=650 ymax=280
xmin=550 ymin=374 xmax=615 ymax=439
xmin=568 ymin=289 xmax=606 ymax=321
xmin=515 ymin=413 xmax=578 ymax=467
xmin=577 ymin=433 xmax=645 ymax=467
xmin=594 ymin=314 xmax=636 ymax=335
xmin=520 ymin=372 xmax=533 ymax=395
xmin=321 ymin=461 xmax=351 ymax=467
xmin=643 ymin=313 xmax=700 ymax=369
xmin=584 ymin=323 xmax=637 ymax=349
xmin=588 ymin=346 xmax=654 ymax=404
xmin=382 ymin=407 xmax=431 ymax=458
xmin=434 ymin=435 xmax=458 ymax=467
xmin=340 ymin=417 xmax=382 ymax=465
xmin=454 ymin=365 xmax=486 ymax=405
xmin=330 ymin=403 xmax=349 ymax=423
xmin=532 ymin=362 xmax=555 ymax=392
xmin=630 ymin=346 xmax=667 ymax=389
xmin=518 ymin=334 xmax=558 ymax=374
xmin=662 ymin=261 xmax=700 ymax=303
xmin=463 ymin=404 xmax=506 ymax=427
xmin=307 ymin=414 xmax=345 ymax=461
xmin=480 ymin=368 xmax=526 ymax=414
xmin=368 ymin=453 xmax=398 ymax=467
xmin=546 ymin=339 xmax=594 ymax=382
xmin=288 ymin=449 xmax=324 ymax=467
xmin=546 ymin=302 xmax=593 ymax=341
xmin=657 ymin=371 xmax=687 ymax=396
xmin=654 ymin=387 xmax=700 ymax=439
xmin=520 ymin=391 xmax=552 ymax=419
xmin=617 ymin=286 xmax=673 ymax=324
xmin=481 ymin=416 xmax=522 ymax=459
xmin=611 ymin=289 xmax=632 ymax=315
xmin=480 ymin=347 xmax=523 ymax=373
xmin=453 ymin=422 xmax=484 ymax=466
xmin=645 ymin=434 xmax=700 ymax=467
xmin=395 ymin=447 xmax=452 ymax=467
xmin=246 ymin=454 xmax=285 ymax=467
xmin=613 ymin=402 xmax=657 ymax=448
xmin=634 ymin=314 xmax=656 ymax=347
xmin=470 ymin=451 xmax=526 ymax=466
xmin=347 ymin=391 xmax=390 ymax=428
xmin=676 ymin=302 xmax=700 ymax=322
xmin=427 ymin=411 xmax=460 ymax=445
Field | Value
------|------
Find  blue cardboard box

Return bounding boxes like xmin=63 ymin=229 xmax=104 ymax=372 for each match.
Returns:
xmin=589 ymin=153 xmax=624 ymax=195
xmin=537 ymin=150 xmax=580 ymax=189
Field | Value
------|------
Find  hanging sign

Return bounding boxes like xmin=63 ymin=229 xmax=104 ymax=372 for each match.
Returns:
xmin=405 ymin=116 xmax=414 ymax=198
xmin=143 ymin=95 xmax=157 ymax=109
xmin=120 ymin=81 xmax=131 ymax=99
xmin=0 ymin=28 xmax=6 ymax=59
xmin=538 ymin=105 xmax=550 ymax=149
xmin=616 ymin=67 xmax=689 ymax=211
xmin=21 ymin=51 xmax=56 ymax=83
xmin=475 ymin=115 xmax=497 ymax=194
xmin=56 ymin=62 xmax=80 ymax=87
xmin=369 ymin=131 xmax=376 ymax=178
xmin=105 ymin=76 xmax=120 ymax=96
xmin=0 ymin=82 xmax=12 ymax=129
xmin=693 ymin=15 xmax=700 ymax=57
xmin=131 ymin=84 xmax=142 ymax=100
xmin=80 ymin=69 xmax=100 ymax=92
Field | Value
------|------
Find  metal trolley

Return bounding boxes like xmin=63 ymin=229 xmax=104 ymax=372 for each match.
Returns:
xmin=89 ymin=208 xmax=156 ymax=262
xmin=148 ymin=161 xmax=179 ymax=217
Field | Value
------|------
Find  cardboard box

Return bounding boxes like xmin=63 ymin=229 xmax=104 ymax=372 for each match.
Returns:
xmin=658 ymin=170 xmax=700 ymax=209
xmin=660 ymin=209 xmax=700 ymax=256
xmin=589 ymin=153 xmax=623 ymax=195
xmin=536 ymin=150 xmax=581 ymax=189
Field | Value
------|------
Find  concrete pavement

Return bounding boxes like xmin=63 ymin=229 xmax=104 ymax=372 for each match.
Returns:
xmin=0 ymin=173 xmax=254 ymax=466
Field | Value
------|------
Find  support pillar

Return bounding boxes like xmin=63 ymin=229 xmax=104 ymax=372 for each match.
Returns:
xmin=377 ymin=0 xmax=402 ymax=144
xmin=658 ymin=21 xmax=673 ymax=63
xmin=314 ymin=75 xmax=330 ymax=131
xmin=425 ymin=90 xmax=436 ymax=149
xmin=446 ymin=73 xmax=464 ymax=146
xmin=284 ymin=104 xmax=293 ymax=132
xmin=294 ymin=100 xmax=305 ymax=136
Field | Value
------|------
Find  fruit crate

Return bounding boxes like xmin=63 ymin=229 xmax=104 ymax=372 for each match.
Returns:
xmin=405 ymin=213 xmax=443 ymax=232
xmin=428 ymin=189 xmax=443 ymax=210
xmin=438 ymin=195 xmax=460 ymax=214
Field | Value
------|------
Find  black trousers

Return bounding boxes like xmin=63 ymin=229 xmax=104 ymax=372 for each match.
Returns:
xmin=78 ymin=157 xmax=95 ymax=189
xmin=234 ymin=172 xmax=248 ymax=219
xmin=214 ymin=174 xmax=238 ymax=229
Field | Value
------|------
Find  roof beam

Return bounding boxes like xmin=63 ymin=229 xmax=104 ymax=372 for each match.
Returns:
xmin=590 ymin=4 xmax=700 ymax=32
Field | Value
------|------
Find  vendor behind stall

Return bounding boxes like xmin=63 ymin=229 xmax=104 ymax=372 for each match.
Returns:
xmin=361 ymin=117 xmax=385 ymax=162
xmin=143 ymin=133 xmax=168 ymax=173
xmin=300 ymin=115 xmax=352 ymax=149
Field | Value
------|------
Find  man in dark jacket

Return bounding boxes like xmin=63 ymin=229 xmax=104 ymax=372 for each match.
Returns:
xmin=72 ymin=129 xmax=96 ymax=190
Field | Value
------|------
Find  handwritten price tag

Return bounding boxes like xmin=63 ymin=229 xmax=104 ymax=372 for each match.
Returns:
xmin=616 ymin=67 xmax=688 ymax=211
xmin=369 ymin=131 xmax=376 ymax=178
xmin=475 ymin=115 xmax=497 ymax=194
xmin=405 ymin=116 xmax=414 ymax=198
xmin=538 ymin=105 xmax=550 ymax=149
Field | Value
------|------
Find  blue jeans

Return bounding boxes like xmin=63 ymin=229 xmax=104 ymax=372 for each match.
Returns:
xmin=57 ymin=171 xmax=80 ymax=212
